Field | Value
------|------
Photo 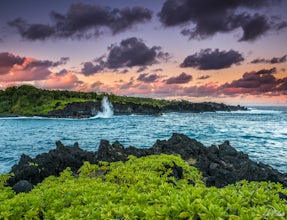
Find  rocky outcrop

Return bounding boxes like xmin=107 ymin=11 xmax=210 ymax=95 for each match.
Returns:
xmin=46 ymin=99 xmax=247 ymax=118
xmin=47 ymin=101 xmax=101 ymax=118
xmin=162 ymin=102 xmax=247 ymax=113
xmin=6 ymin=141 xmax=96 ymax=188
xmin=151 ymin=134 xmax=287 ymax=187
xmin=113 ymin=102 xmax=162 ymax=116
xmin=7 ymin=134 xmax=286 ymax=193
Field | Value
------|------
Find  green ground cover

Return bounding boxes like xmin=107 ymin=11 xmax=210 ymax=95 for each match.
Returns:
xmin=1 ymin=154 xmax=287 ymax=219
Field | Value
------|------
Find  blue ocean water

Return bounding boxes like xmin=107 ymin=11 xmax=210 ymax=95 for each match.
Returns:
xmin=0 ymin=106 xmax=287 ymax=174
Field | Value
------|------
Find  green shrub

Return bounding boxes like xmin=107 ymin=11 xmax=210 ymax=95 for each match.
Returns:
xmin=1 ymin=154 xmax=287 ymax=219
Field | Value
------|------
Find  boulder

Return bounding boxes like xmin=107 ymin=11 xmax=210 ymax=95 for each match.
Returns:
xmin=12 ymin=180 xmax=34 ymax=194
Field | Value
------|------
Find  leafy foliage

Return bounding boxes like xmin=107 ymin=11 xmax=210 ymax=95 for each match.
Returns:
xmin=1 ymin=154 xmax=287 ymax=219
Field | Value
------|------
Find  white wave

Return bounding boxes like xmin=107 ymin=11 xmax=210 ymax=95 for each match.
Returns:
xmin=246 ymin=108 xmax=283 ymax=114
xmin=0 ymin=116 xmax=46 ymax=120
xmin=91 ymin=96 xmax=114 ymax=119
xmin=217 ymin=108 xmax=283 ymax=114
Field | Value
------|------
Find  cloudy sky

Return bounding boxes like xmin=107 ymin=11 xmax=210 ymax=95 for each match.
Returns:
xmin=1 ymin=0 xmax=287 ymax=105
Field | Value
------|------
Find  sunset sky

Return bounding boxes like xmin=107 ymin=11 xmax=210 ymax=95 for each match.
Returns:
xmin=0 ymin=0 xmax=287 ymax=105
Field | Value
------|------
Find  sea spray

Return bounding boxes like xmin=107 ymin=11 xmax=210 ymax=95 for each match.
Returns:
xmin=93 ymin=96 xmax=114 ymax=118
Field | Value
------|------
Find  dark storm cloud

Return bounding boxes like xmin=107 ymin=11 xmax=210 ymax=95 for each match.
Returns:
xmin=180 ymin=49 xmax=244 ymax=70
xmin=106 ymin=37 xmax=168 ymax=68
xmin=119 ymin=69 xmax=129 ymax=74
xmin=251 ymin=54 xmax=287 ymax=64
xmin=277 ymin=77 xmax=287 ymax=94
xmin=136 ymin=66 xmax=148 ymax=73
xmin=220 ymin=68 xmax=278 ymax=95
xmin=238 ymin=14 xmax=270 ymax=42
xmin=8 ymin=3 xmax=152 ymax=40
xmin=57 ymin=69 xmax=68 ymax=76
xmin=24 ymin=57 xmax=69 ymax=70
xmin=165 ymin=72 xmax=192 ymax=84
xmin=153 ymin=68 xmax=163 ymax=72
xmin=180 ymin=67 xmax=285 ymax=97
xmin=256 ymin=67 xmax=277 ymax=75
xmin=81 ymin=61 xmax=105 ymax=76
xmin=159 ymin=0 xmax=285 ymax=41
xmin=8 ymin=18 xmax=55 ymax=40
xmin=137 ymin=73 xmax=160 ymax=83
xmin=81 ymin=37 xmax=169 ymax=75
xmin=0 ymin=52 xmax=25 ymax=74
xmin=198 ymin=75 xmax=210 ymax=80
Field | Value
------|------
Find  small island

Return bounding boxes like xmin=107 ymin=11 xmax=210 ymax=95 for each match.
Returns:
xmin=0 ymin=85 xmax=247 ymax=118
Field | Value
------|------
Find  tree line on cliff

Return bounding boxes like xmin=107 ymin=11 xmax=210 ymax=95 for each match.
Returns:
xmin=0 ymin=85 xmax=246 ymax=117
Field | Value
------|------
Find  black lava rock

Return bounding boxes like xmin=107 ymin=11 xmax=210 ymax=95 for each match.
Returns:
xmin=6 ymin=133 xmax=287 ymax=192
xmin=12 ymin=180 xmax=34 ymax=194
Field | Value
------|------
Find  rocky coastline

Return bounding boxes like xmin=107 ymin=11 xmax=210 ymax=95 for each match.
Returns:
xmin=47 ymin=100 xmax=247 ymax=118
xmin=6 ymin=133 xmax=287 ymax=193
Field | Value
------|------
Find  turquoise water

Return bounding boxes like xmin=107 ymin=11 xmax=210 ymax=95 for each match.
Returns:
xmin=1 ymin=106 xmax=287 ymax=174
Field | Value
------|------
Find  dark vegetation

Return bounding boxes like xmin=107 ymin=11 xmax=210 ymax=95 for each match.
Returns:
xmin=0 ymin=85 xmax=246 ymax=117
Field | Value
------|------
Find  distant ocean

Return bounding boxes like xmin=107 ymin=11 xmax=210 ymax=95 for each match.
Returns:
xmin=0 ymin=106 xmax=287 ymax=174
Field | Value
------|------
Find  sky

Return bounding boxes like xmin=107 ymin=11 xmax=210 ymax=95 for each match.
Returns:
xmin=0 ymin=0 xmax=287 ymax=105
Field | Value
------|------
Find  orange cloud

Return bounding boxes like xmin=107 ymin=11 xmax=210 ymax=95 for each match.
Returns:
xmin=35 ymin=72 xmax=83 ymax=90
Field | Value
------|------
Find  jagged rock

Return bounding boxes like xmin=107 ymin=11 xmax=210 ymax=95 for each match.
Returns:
xmin=12 ymin=180 xmax=34 ymax=193
xmin=97 ymin=140 xmax=127 ymax=162
xmin=6 ymin=133 xmax=287 ymax=192
xmin=7 ymin=141 xmax=96 ymax=187
xmin=151 ymin=133 xmax=206 ymax=159
xmin=219 ymin=141 xmax=238 ymax=157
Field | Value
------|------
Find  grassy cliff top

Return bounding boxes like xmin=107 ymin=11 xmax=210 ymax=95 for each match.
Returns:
xmin=0 ymin=85 xmax=245 ymax=117
xmin=0 ymin=85 xmax=171 ymax=116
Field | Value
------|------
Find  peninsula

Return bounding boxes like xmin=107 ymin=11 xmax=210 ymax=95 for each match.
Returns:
xmin=0 ymin=85 xmax=247 ymax=118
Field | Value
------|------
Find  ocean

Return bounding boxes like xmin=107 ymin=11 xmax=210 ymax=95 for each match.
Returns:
xmin=0 ymin=106 xmax=287 ymax=174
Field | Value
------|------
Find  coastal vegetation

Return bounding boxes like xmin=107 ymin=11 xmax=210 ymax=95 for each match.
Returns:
xmin=0 ymin=85 xmax=99 ymax=116
xmin=0 ymin=85 xmax=169 ymax=116
xmin=0 ymin=85 xmax=245 ymax=117
xmin=1 ymin=154 xmax=287 ymax=219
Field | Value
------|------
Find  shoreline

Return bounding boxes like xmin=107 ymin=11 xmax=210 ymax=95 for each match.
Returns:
xmin=5 ymin=133 xmax=287 ymax=193
xmin=0 ymin=103 xmax=248 ymax=119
